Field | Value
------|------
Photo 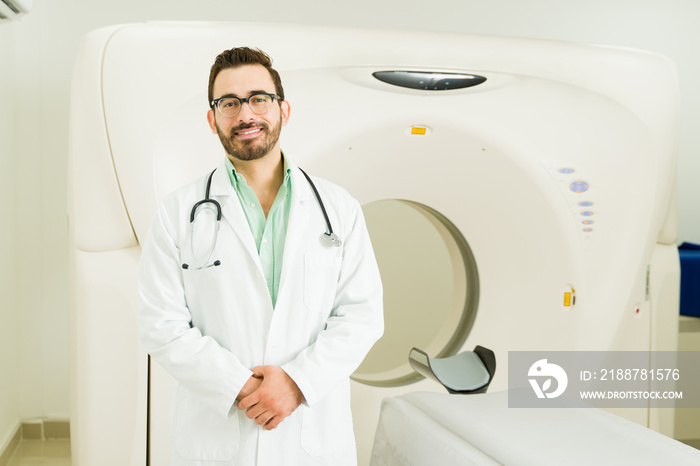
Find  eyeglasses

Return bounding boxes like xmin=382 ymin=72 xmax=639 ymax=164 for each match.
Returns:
xmin=210 ymin=93 xmax=281 ymax=117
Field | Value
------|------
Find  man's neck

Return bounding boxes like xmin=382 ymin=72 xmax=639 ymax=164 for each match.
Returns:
xmin=230 ymin=149 xmax=283 ymax=183
xmin=228 ymin=150 xmax=285 ymax=217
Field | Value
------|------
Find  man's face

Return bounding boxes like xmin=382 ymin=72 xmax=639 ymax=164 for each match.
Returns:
xmin=207 ymin=64 xmax=290 ymax=162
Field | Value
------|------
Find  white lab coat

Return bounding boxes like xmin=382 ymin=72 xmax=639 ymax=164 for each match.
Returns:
xmin=138 ymin=159 xmax=384 ymax=466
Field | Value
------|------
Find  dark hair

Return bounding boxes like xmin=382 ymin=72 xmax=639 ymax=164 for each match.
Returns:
xmin=208 ymin=47 xmax=285 ymax=107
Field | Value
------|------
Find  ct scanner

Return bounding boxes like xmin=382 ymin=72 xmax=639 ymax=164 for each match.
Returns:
xmin=68 ymin=22 xmax=681 ymax=466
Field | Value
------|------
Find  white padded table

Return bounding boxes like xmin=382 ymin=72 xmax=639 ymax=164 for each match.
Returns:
xmin=370 ymin=391 xmax=700 ymax=466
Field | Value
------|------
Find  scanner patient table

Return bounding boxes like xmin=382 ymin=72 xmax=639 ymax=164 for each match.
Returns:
xmin=370 ymin=391 xmax=700 ymax=465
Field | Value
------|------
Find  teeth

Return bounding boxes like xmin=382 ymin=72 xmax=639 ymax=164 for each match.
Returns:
xmin=239 ymin=128 xmax=261 ymax=135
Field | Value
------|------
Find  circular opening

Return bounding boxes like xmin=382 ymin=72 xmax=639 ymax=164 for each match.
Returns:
xmin=351 ymin=199 xmax=479 ymax=386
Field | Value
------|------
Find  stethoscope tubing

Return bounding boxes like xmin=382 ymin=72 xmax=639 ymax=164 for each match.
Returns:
xmin=182 ymin=166 xmax=341 ymax=270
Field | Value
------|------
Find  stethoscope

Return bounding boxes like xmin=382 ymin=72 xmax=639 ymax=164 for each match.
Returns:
xmin=181 ymin=167 xmax=342 ymax=270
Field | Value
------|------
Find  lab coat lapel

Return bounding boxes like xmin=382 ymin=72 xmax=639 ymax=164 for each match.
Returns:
xmin=278 ymin=164 xmax=315 ymax=300
xmin=208 ymin=161 xmax=260 ymax=268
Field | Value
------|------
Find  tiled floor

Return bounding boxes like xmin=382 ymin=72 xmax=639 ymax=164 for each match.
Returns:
xmin=6 ymin=440 xmax=71 ymax=466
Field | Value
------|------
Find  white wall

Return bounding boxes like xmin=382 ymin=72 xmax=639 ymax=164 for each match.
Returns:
xmin=6 ymin=0 xmax=700 ymax=425
xmin=0 ymin=20 xmax=20 ymax=448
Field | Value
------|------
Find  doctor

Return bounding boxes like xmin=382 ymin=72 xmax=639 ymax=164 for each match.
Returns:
xmin=138 ymin=47 xmax=384 ymax=466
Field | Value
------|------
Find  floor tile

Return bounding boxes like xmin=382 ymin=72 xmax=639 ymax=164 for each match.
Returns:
xmin=6 ymin=440 xmax=71 ymax=466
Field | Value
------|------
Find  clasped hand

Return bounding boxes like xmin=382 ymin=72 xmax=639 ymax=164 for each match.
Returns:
xmin=236 ymin=365 xmax=304 ymax=431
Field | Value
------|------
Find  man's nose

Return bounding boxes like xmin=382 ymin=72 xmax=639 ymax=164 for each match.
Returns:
xmin=237 ymin=101 xmax=256 ymax=121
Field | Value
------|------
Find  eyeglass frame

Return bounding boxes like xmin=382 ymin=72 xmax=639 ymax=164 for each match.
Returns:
xmin=210 ymin=93 xmax=282 ymax=117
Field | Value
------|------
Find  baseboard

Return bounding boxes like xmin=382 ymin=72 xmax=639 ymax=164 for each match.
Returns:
xmin=20 ymin=419 xmax=71 ymax=440
xmin=0 ymin=426 xmax=21 ymax=466
xmin=42 ymin=420 xmax=71 ymax=440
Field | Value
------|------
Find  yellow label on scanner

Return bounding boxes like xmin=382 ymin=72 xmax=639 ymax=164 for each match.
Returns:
xmin=564 ymin=292 xmax=572 ymax=307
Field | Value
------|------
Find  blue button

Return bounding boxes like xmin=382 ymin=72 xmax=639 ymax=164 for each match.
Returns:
xmin=578 ymin=201 xmax=593 ymax=207
xmin=559 ymin=168 xmax=576 ymax=174
xmin=583 ymin=228 xmax=593 ymax=233
xmin=582 ymin=220 xmax=594 ymax=225
xmin=570 ymin=181 xmax=590 ymax=193
xmin=581 ymin=211 xmax=594 ymax=217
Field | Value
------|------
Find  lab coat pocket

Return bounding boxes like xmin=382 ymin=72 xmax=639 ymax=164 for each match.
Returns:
xmin=303 ymin=255 xmax=342 ymax=314
xmin=172 ymin=387 xmax=240 ymax=461
xmin=300 ymin=383 xmax=355 ymax=457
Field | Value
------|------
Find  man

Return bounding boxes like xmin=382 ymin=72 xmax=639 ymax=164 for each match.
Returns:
xmin=138 ymin=47 xmax=384 ymax=466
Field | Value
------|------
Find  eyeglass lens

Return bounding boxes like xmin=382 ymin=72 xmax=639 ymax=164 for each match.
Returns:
xmin=217 ymin=94 xmax=274 ymax=117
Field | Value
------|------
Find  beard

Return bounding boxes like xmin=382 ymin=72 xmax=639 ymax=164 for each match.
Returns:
xmin=216 ymin=117 xmax=283 ymax=162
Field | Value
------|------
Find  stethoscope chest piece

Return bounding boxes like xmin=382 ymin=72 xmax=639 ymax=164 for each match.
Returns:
xmin=324 ymin=232 xmax=342 ymax=247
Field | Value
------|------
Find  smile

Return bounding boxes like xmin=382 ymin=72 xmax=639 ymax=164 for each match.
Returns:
xmin=234 ymin=127 xmax=263 ymax=137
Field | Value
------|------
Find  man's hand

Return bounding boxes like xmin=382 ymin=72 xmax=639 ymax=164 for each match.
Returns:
xmin=237 ymin=365 xmax=305 ymax=430
xmin=236 ymin=374 xmax=263 ymax=401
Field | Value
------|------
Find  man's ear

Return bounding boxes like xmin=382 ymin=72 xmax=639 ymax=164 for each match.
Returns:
xmin=207 ymin=108 xmax=218 ymax=134
xmin=280 ymin=100 xmax=291 ymax=127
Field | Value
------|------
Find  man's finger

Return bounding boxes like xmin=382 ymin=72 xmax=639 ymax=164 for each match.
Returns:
xmin=245 ymin=402 xmax=266 ymax=420
xmin=255 ymin=412 xmax=275 ymax=427
xmin=264 ymin=416 xmax=281 ymax=431
xmin=236 ymin=374 xmax=263 ymax=402
xmin=264 ymin=416 xmax=281 ymax=430
xmin=237 ymin=392 xmax=259 ymax=410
